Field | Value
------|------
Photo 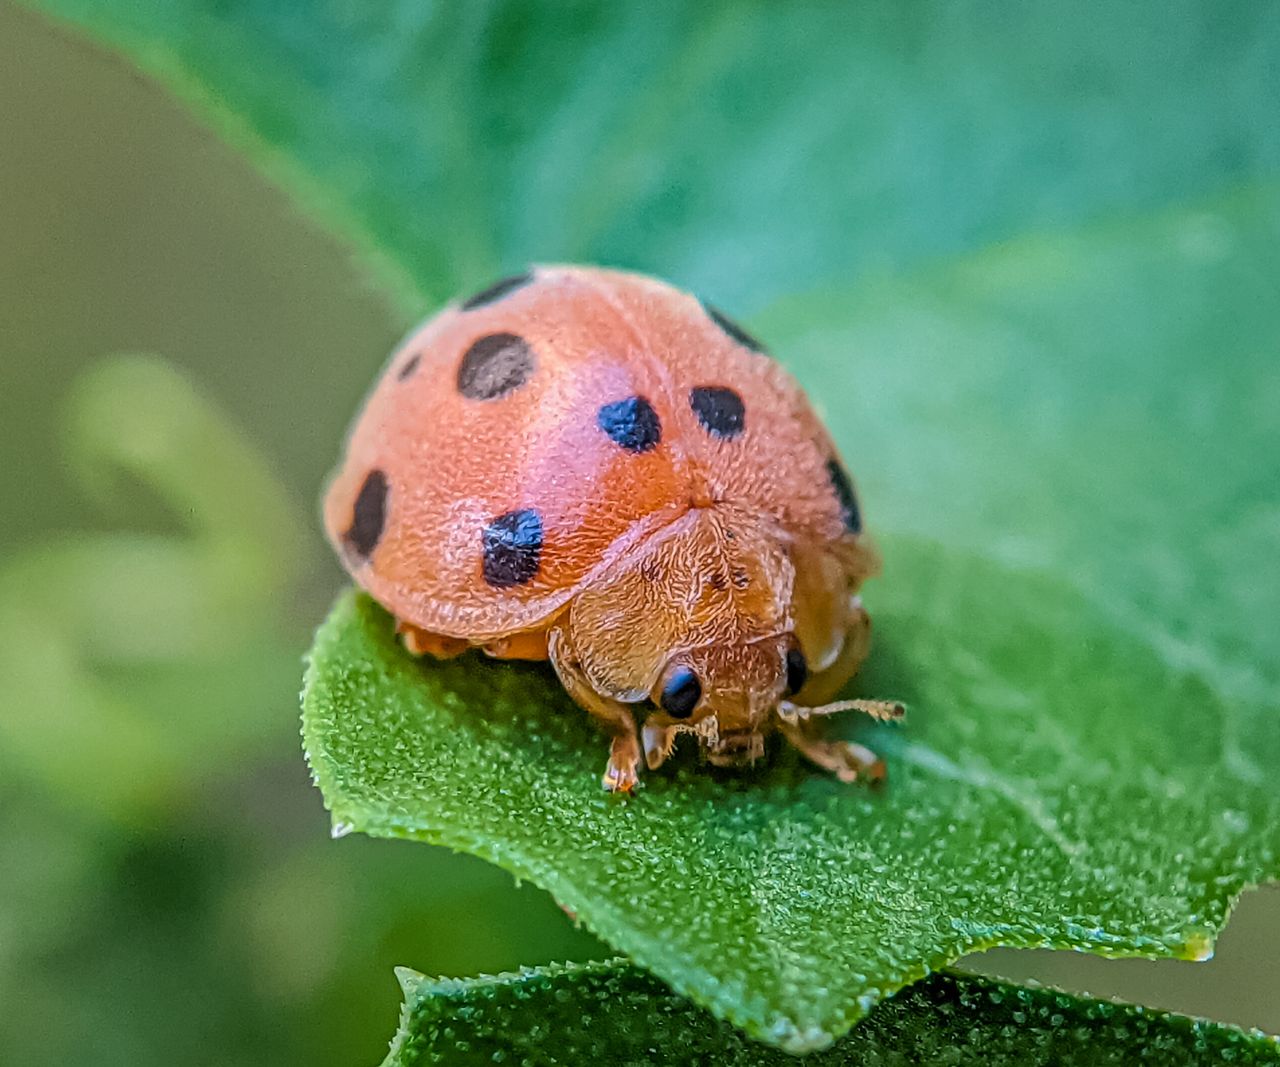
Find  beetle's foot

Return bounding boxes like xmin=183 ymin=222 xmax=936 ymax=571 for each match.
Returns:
xmin=602 ymin=734 xmax=641 ymax=793
xmin=481 ymin=628 xmax=550 ymax=661
xmin=396 ymin=621 xmax=468 ymax=659
xmin=779 ymin=721 xmax=886 ymax=785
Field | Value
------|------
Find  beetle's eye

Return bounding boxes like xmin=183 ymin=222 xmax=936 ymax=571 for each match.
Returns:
xmin=784 ymin=644 xmax=808 ymax=696
xmin=660 ymin=668 xmax=701 ymax=718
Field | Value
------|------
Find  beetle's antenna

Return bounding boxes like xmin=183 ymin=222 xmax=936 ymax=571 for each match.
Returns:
xmin=777 ymin=698 xmax=905 ymax=725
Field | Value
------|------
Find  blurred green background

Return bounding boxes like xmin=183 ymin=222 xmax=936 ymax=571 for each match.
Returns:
xmin=1 ymin=4 xmax=1277 ymax=1065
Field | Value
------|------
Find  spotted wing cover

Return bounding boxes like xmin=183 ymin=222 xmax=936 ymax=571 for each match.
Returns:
xmin=603 ymin=272 xmax=863 ymax=546
xmin=324 ymin=266 xmax=866 ymax=639
xmin=324 ymin=267 xmax=692 ymax=638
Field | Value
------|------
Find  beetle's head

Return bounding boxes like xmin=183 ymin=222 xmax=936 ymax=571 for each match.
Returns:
xmin=643 ymin=634 xmax=808 ymax=768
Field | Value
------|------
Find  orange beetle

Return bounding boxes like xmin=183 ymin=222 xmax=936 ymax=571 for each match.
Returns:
xmin=324 ymin=266 xmax=901 ymax=792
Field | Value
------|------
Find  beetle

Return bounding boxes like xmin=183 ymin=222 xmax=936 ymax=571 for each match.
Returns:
xmin=324 ymin=265 xmax=901 ymax=791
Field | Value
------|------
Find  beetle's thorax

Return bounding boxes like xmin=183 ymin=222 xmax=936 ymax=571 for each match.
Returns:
xmin=562 ymin=504 xmax=795 ymax=734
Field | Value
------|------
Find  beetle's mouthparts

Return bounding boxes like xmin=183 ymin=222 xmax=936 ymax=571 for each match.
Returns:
xmin=706 ymin=731 xmax=765 ymax=767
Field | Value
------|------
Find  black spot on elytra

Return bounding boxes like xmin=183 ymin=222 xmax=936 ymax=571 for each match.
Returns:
xmin=461 ymin=272 xmax=534 ymax=311
xmin=702 ymin=301 xmax=767 ymax=353
xmin=597 ymin=395 xmax=662 ymax=453
xmin=690 ymin=386 xmax=745 ymax=439
xmin=457 ymin=333 xmax=535 ymax=399
xmin=344 ymin=469 xmax=388 ymax=560
xmin=707 ymin=571 xmax=729 ymax=592
xmin=481 ymin=508 xmax=544 ymax=588
xmin=396 ymin=353 xmax=421 ymax=380
xmin=826 ymin=458 xmax=862 ymax=534
xmin=731 ymin=567 xmax=750 ymax=589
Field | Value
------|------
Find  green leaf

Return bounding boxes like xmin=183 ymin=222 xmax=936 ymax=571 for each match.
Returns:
xmin=24 ymin=0 xmax=1280 ymax=1049
xmin=385 ymin=959 xmax=1280 ymax=1067
xmin=18 ymin=2 xmax=1280 ymax=313
xmin=305 ymin=511 xmax=1278 ymax=1048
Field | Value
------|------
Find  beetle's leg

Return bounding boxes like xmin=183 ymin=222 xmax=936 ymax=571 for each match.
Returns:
xmin=641 ymin=721 xmax=679 ymax=770
xmin=481 ymin=627 xmax=550 ymax=661
xmin=598 ymin=710 xmax=643 ymax=793
xmin=396 ymin=620 xmax=468 ymax=659
xmin=780 ymin=600 xmax=899 ymax=783
xmin=795 ymin=594 xmax=872 ymax=704
xmin=548 ymin=626 xmax=641 ymax=793
xmin=777 ymin=719 xmax=886 ymax=784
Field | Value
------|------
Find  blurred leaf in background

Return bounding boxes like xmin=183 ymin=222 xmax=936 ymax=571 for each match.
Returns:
xmin=0 ymin=350 xmax=603 ymax=1064
xmin=17 ymin=1 xmax=1280 ymax=313
xmin=3 ymin=0 xmax=1280 ymax=1063
xmin=0 ymin=354 xmax=307 ymax=819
